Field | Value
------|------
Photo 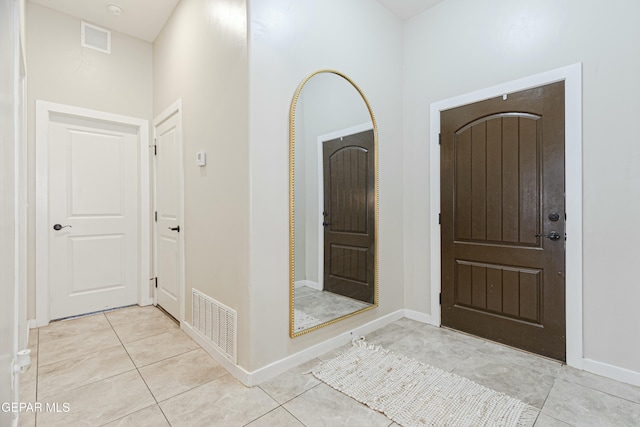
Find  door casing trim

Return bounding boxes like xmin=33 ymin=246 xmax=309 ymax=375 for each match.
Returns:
xmin=35 ymin=101 xmax=150 ymax=327
xmin=152 ymin=98 xmax=185 ymax=324
xmin=429 ymin=63 xmax=583 ymax=368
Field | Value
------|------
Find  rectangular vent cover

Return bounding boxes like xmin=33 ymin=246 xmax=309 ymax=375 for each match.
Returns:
xmin=192 ymin=289 xmax=237 ymax=363
xmin=81 ymin=22 xmax=111 ymax=54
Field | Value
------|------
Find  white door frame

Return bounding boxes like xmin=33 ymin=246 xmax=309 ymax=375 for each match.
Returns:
xmin=35 ymin=101 xmax=150 ymax=327
xmin=429 ymin=63 xmax=583 ymax=368
xmin=315 ymin=122 xmax=374 ymax=292
xmin=152 ymin=99 xmax=185 ymax=323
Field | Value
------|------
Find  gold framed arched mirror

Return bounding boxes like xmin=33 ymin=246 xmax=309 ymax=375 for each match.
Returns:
xmin=289 ymin=70 xmax=378 ymax=337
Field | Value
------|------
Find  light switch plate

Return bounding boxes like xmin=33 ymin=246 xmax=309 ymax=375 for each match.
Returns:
xmin=196 ymin=151 xmax=206 ymax=167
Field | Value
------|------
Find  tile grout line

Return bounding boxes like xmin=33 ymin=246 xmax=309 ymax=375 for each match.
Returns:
xmin=263 ymin=381 xmax=323 ymax=407
xmin=271 ymin=382 xmax=323 ymax=427
xmin=96 ymin=403 xmax=160 ymax=427
xmin=36 ymin=315 xmax=117 ymax=368
xmin=281 ymin=405 xmax=309 ymax=427
xmin=155 ymin=373 xmax=232 ymax=404
xmin=110 ymin=320 xmax=181 ymax=346
xmin=534 ymin=368 xmax=562 ymax=426
xmin=104 ymin=308 xmax=174 ymax=426
xmin=36 ymin=312 xmax=151 ymax=423
xmin=36 ymin=314 xmax=137 ymax=401
xmin=105 ymin=306 xmax=239 ymax=425
xmin=127 ymin=345 xmax=200 ymax=370
xmin=156 ymin=404 xmax=173 ymax=427
xmin=105 ymin=309 xmax=158 ymax=401
xmin=554 ymin=376 xmax=640 ymax=406
xmin=107 ymin=309 xmax=195 ymax=369
xmin=37 ymin=368 xmax=139 ymax=403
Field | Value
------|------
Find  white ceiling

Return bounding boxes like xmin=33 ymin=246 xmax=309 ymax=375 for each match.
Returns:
xmin=28 ymin=0 xmax=442 ymax=43
xmin=29 ymin=0 xmax=180 ymax=42
xmin=376 ymin=0 xmax=445 ymax=21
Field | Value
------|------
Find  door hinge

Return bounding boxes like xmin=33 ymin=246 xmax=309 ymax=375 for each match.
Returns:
xmin=438 ymin=133 xmax=441 ymax=145
xmin=439 ymin=213 xmax=441 ymax=225
xmin=155 ymin=277 xmax=158 ymax=288
xmin=154 ymin=211 xmax=157 ymax=222
xmin=439 ymin=293 xmax=442 ymax=305
xmin=153 ymin=138 xmax=157 ymax=155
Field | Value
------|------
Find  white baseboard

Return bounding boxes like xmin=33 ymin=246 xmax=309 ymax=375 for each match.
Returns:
xmin=183 ymin=310 xmax=405 ymax=387
xmin=250 ymin=309 xmax=406 ymax=386
xmin=181 ymin=321 xmax=251 ymax=385
xmin=138 ymin=298 xmax=154 ymax=307
xmin=294 ymin=280 xmax=322 ymax=291
xmin=403 ymin=309 xmax=438 ymax=326
xmin=582 ymin=358 xmax=640 ymax=388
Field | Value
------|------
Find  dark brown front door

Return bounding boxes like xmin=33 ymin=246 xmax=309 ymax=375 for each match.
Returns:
xmin=323 ymin=129 xmax=375 ymax=304
xmin=440 ymin=82 xmax=566 ymax=361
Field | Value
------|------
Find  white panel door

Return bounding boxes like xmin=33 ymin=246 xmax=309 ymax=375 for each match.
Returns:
xmin=154 ymin=112 xmax=182 ymax=320
xmin=49 ymin=114 xmax=139 ymax=320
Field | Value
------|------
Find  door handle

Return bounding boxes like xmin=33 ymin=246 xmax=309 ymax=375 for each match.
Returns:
xmin=53 ymin=224 xmax=72 ymax=231
xmin=322 ymin=221 xmax=330 ymax=228
xmin=168 ymin=226 xmax=180 ymax=232
xmin=535 ymin=231 xmax=561 ymax=241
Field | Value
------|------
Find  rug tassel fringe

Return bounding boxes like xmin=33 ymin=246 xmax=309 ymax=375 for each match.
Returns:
xmin=517 ymin=406 xmax=539 ymax=427
xmin=353 ymin=336 xmax=390 ymax=354
xmin=352 ymin=336 xmax=366 ymax=346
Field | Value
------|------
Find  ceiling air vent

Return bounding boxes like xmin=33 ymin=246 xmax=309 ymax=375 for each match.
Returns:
xmin=81 ymin=22 xmax=111 ymax=54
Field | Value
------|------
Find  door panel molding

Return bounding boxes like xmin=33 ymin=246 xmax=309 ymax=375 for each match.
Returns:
xmin=35 ymin=101 xmax=150 ymax=327
xmin=429 ymin=63 xmax=583 ymax=368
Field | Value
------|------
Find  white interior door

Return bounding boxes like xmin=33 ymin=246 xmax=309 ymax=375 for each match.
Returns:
xmin=154 ymin=110 xmax=182 ymax=320
xmin=49 ymin=113 xmax=140 ymax=320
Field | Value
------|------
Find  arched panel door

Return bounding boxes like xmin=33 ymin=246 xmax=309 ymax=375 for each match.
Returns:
xmin=323 ymin=129 xmax=375 ymax=304
xmin=440 ymin=82 xmax=566 ymax=361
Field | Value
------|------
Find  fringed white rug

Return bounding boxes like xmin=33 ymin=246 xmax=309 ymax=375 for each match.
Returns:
xmin=312 ymin=338 xmax=538 ymax=427
xmin=294 ymin=309 xmax=322 ymax=332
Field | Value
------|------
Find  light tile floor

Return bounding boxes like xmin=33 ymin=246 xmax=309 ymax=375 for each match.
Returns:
xmin=19 ymin=306 xmax=640 ymax=426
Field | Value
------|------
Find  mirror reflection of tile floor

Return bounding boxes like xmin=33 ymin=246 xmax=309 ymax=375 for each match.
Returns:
xmin=19 ymin=306 xmax=640 ymax=426
xmin=294 ymin=286 xmax=370 ymax=332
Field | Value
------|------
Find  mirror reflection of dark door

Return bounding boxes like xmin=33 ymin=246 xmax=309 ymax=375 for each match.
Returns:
xmin=322 ymin=129 xmax=375 ymax=304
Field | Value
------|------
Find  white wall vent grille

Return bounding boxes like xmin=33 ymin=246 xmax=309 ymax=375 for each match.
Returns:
xmin=81 ymin=22 xmax=111 ymax=54
xmin=192 ymin=289 xmax=237 ymax=363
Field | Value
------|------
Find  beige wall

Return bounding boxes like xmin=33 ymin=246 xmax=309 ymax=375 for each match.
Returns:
xmin=153 ymin=0 xmax=251 ymax=368
xmin=248 ymin=0 xmax=404 ymax=371
xmin=403 ymin=0 xmax=640 ymax=373
xmin=25 ymin=3 xmax=153 ymax=319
